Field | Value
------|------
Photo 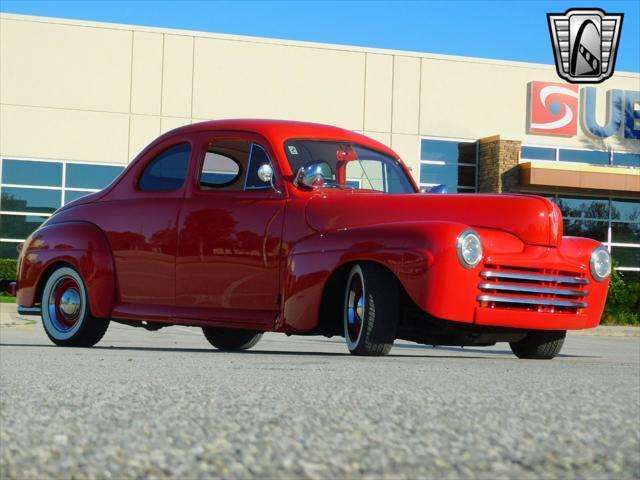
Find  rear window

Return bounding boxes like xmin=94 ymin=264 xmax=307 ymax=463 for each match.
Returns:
xmin=139 ymin=143 xmax=191 ymax=191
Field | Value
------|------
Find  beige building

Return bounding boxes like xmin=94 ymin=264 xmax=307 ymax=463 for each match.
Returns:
xmin=0 ymin=13 xmax=639 ymax=277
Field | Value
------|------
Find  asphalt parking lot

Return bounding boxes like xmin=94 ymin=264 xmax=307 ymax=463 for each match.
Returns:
xmin=1 ymin=309 xmax=639 ymax=479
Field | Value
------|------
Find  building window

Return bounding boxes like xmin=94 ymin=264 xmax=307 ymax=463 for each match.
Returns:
xmin=66 ymin=164 xmax=125 ymax=190
xmin=542 ymin=193 xmax=640 ymax=282
xmin=0 ymin=187 xmax=61 ymax=213
xmin=613 ymin=152 xmax=640 ymax=167
xmin=558 ymin=149 xmax=610 ymax=165
xmin=419 ymin=138 xmax=477 ymax=192
xmin=521 ymin=145 xmax=640 ymax=168
xmin=0 ymin=157 xmax=124 ymax=259
xmin=520 ymin=146 xmax=556 ymax=161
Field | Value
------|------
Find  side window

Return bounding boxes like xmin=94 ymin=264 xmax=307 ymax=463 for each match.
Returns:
xmin=346 ymin=160 xmax=384 ymax=191
xmin=245 ymin=144 xmax=275 ymax=189
xmin=199 ymin=140 xmax=248 ymax=189
xmin=139 ymin=143 xmax=191 ymax=191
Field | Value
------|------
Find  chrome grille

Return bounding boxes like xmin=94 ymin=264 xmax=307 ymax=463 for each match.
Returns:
xmin=477 ymin=265 xmax=589 ymax=313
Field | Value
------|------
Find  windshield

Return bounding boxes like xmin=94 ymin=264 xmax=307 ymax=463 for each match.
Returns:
xmin=284 ymin=140 xmax=416 ymax=193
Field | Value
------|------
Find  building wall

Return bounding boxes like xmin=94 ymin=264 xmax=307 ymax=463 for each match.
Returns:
xmin=2 ymin=13 xmax=639 ymax=174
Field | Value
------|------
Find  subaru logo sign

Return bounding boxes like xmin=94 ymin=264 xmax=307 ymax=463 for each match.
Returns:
xmin=528 ymin=81 xmax=639 ymax=140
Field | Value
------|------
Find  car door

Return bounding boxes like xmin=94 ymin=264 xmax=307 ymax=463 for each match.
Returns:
xmin=175 ymin=132 xmax=286 ymax=329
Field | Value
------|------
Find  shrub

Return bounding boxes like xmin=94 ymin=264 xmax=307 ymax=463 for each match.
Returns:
xmin=0 ymin=258 xmax=18 ymax=281
xmin=602 ymin=264 xmax=640 ymax=326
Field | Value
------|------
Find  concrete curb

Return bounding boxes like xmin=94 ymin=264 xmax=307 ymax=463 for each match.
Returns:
xmin=0 ymin=303 xmax=36 ymax=327
xmin=569 ymin=326 xmax=640 ymax=337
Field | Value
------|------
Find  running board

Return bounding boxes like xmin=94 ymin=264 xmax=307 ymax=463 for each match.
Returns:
xmin=17 ymin=306 xmax=41 ymax=316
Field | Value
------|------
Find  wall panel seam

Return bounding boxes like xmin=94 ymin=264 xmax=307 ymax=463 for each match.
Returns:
xmin=0 ymin=102 xmax=132 ymax=116
xmin=127 ymin=30 xmax=135 ymax=161
xmin=362 ymin=53 xmax=368 ymax=133
xmin=190 ymin=36 xmax=196 ymax=120
xmin=390 ymin=56 xmax=395 ymax=136
xmin=160 ymin=34 xmax=165 ymax=120
xmin=418 ymin=58 xmax=423 ymax=135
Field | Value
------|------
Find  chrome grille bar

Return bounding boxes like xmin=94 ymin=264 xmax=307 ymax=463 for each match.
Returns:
xmin=477 ymin=295 xmax=588 ymax=308
xmin=480 ymin=270 xmax=589 ymax=285
xmin=478 ymin=283 xmax=588 ymax=297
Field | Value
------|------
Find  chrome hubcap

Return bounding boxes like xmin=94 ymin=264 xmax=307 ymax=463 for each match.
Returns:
xmin=59 ymin=288 xmax=81 ymax=319
xmin=346 ymin=273 xmax=364 ymax=343
xmin=48 ymin=275 xmax=83 ymax=331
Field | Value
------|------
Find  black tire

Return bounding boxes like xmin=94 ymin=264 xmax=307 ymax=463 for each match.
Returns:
xmin=202 ymin=327 xmax=263 ymax=351
xmin=41 ymin=266 xmax=109 ymax=347
xmin=343 ymin=263 xmax=399 ymax=356
xmin=509 ymin=330 xmax=566 ymax=359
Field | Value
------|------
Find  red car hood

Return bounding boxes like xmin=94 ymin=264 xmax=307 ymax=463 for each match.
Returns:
xmin=305 ymin=192 xmax=563 ymax=247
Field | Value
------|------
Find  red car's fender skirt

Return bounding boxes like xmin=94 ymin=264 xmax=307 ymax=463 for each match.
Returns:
xmin=16 ymin=221 xmax=117 ymax=319
xmin=281 ymin=221 xmax=471 ymax=333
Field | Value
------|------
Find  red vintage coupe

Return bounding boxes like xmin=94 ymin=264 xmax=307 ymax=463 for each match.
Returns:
xmin=15 ymin=120 xmax=611 ymax=358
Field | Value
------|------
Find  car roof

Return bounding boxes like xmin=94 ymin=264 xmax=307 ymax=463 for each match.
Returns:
xmin=165 ymin=119 xmax=398 ymax=159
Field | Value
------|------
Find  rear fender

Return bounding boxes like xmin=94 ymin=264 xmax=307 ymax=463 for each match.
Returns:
xmin=17 ymin=221 xmax=116 ymax=318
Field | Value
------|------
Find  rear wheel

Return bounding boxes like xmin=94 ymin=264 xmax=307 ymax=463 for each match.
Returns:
xmin=344 ymin=263 xmax=399 ymax=356
xmin=202 ymin=327 xmax=263 ymax=351
xmin=41 ymin=266 xmax=109 ymax=347
xmin=509 ymin=330 xmax=566 ymax=359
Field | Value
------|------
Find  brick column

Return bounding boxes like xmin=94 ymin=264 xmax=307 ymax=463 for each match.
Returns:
xmin=478 ymin=135 xmax=522 ymax=193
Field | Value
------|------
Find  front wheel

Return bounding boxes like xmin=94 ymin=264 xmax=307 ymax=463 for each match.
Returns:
xmin=41 ymin=266 xmax=109 ymax=347
xmin=344 ymin=263 xmax=399 ymax=356
xmin=509 ymin=330 xmax=566 ymax=359
xmin=202 ymin=327 xmax=263 ymax=351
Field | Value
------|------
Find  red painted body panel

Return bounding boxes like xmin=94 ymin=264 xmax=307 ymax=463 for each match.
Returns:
xmin=15 ymin=119 xmax=609 ymax=338
xmin=16 ymin=222 xmax=116 ymax=318
xmin=283 ymin=221 xmax=606 ymax=332
xmin=304 ymin=192 xmax=563 ymax=247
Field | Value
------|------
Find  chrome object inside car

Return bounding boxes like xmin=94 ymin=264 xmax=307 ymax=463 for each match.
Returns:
xmin=257 ymin=164 xmax=273 ymax=183
xmin=427 ymin=184 xmax=449 ymax=194
xmin=294 ymin=163 xmax=326 ymax=189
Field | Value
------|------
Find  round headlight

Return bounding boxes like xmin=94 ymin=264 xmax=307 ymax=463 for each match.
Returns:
xmin=457 ymin=230 xmax=483 ymax=269
xmin=590 ymin=246 xmax=611 ymax=281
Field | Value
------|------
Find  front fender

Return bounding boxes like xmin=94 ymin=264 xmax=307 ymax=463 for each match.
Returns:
xmin=17 ymin=221 xmax=116 ymax=318
xmin=283 ymin=221 xmax=472 ymax=332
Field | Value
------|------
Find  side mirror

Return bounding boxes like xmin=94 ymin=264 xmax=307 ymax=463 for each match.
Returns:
xmin=294 ymin=163 xmax=326 ymax=189
xmin=257 ymin=164 xmax=281 ymax=194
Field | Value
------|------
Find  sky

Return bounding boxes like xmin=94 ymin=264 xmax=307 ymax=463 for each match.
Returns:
xmin=1 ymin=0 xmax=639 ymax=73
